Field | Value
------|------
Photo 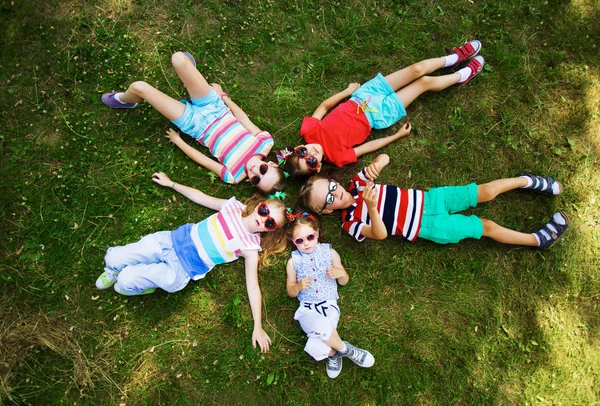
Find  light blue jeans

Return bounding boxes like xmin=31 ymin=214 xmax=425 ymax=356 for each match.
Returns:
xmin=104 ymin=231 xmax=191 ymax=295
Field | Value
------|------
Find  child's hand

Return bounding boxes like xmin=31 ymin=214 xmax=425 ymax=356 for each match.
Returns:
xmin=151 ymin=172 xmax=173 ymax=187
xmin=165 ymin=128 xmax=181 ymax=143
xmin=297 ymin=277 xmax=311 ymax=291
xmin=346 ymin=82 xmax=360 ymax=94
xmin=363 ymin=181 xmax=378 ymax=210
xmin=326 ymin=267 xmax=347 ymax=280
xmin=252 ymin=327 xmax=272 ymax=353
xmin=397 ymin=121 xmax=412 ymax=137
xmin=210 ymin=83 xmax=224 ymax=94
xmin=364 ymin=154 xmax=388 ymax=181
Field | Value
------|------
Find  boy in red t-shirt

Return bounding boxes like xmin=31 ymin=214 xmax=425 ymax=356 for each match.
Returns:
xmin=279 ymin=40 xmax=484 ymax=179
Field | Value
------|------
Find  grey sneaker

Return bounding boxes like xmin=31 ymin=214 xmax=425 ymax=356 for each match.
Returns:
xmin=326 ymin=351 xmax=343 ymax=379
xmin=95 ymin=269 xmax=118 ymax=289
xmin=343 ymin=341 xmax=375 ymax=368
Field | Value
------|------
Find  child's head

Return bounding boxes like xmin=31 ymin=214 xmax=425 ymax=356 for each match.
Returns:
xmin=299 ymin=176 xmax=352 ymax=214
xmin=245 ymin=157 xmax=287 ymax=194
xmin=279 ymin=145 xmax=324 ymax=180
xmin=286 ymin=212 xmax=320 ymax=254
xmin=242 ymin=195 xmax=289 ymax=267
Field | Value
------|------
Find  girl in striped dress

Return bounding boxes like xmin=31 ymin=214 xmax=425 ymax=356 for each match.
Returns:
xmin=95 ymin=172 xmax=288 ymax=352
xmin=101 ymin=51 xmax=286 ymax=194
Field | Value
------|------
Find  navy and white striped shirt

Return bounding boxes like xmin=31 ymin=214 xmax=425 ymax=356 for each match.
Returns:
xmin=341 ymin=169 xmax=424 ymax=242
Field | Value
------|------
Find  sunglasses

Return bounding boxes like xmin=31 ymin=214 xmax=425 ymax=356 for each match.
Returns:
xmin=250 ymin=163 xmax=269 ymax=186
xmin=257 ymin=202 xmax=279 ymax=230
xmin=292 ymin=232 xmax=318 ymax=245
xmin=323 ymin=179 xmax=337 ymax=209
xmin=294 ymin=146 xmax=319 ymax=170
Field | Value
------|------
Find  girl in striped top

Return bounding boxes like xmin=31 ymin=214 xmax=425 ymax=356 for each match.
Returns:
xmin=101 ymin=52 xmax=286 ymax=194
xmin=299 ymin=154 xmax=568 ymax=249
xmin=95 ymin=172 xmax=289 ymax=352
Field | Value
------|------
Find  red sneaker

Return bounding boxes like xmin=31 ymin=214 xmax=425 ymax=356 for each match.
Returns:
xmin=458 ymin=56 xmax=484 ymax=86
xmin=448 ymin=40 xmax=482 ymax=69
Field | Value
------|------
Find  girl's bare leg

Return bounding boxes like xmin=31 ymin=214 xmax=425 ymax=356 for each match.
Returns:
xmin=395 ymin=72 xmax=461 ymax=108
xmin=171 ymin=51 xmax=212 ymax=100
xmin=481 ymin=219 xmax=538 ymax=246
xmin=384 ymin=57 xmax=446 ymax=90
xmin=118 ymin=82 xmax=186 ymax=121
xmin=324 ymin=329 xmax=345 ymax=356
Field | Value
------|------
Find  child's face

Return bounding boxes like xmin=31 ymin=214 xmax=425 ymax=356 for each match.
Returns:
xmin=247 ymin=202 xmax=285 ymax=233
xmin=291 ymin=223 xmax=319 ymax=253
xmin=310 ymin=178 xmax=354 ymax=213
xmin=245 ymin=157 xmax=280 ymax=192
xmin=295 ymin=144 xmax=323 ymax=173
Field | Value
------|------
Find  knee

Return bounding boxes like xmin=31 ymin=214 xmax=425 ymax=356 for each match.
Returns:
xmin=171 ymin=51 xmax=187 ymax=68
xmin=477 ymin=183 xmax=496 ymax=202
xmin=409 ymin=61 xmax=429 ymax=78
xmin=129 ymin=80 xmax=151 ymax=97
xmin=480 ymin=219 xmax=497 ymax=235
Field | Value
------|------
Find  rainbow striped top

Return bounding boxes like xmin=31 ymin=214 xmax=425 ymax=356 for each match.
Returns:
xmin=197 ymin=111 xmax=273 ymax=184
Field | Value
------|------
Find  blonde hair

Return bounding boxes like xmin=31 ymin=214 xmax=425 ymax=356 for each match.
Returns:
xmin=242 ymin=195 xmax=289 ymax=267
xmin=298 ymin=176 xmax=327 ymax=214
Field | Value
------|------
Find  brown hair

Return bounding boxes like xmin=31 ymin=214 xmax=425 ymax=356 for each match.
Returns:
xmin=298 ymin=176 xmax=327 ymax=214
xmin=287 ymin=212 xmax=321 ymax=241
xmin=283 ymin=144 xmax=361 ymax=181
xmin=242 ymin=195 xmax=289 ymax=267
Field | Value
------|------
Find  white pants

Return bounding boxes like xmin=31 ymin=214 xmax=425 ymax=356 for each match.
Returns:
xmin=104 ymin=231 xmax=191 ymax=295
xmin=294 ymin=300 xmax=340 ymax=361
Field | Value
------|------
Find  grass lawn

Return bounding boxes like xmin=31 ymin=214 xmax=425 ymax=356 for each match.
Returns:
xmin=1 ymin=0 xmax=599 ymax=404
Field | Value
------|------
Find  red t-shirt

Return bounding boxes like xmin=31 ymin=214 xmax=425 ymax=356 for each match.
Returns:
xmin=300 ymin=100 xmax=371 ymax=167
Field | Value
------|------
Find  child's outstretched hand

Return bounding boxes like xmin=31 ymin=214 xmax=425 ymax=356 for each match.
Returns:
xmin=326 ymin=267 xmax=347 ymax=280
xmin=364 ymin=154 xmax=389 ymax=181
xmin=252 ymin=327 xmax=272 ymax=353
xmin=346 ymin=82 xmax=360 ymax=94
xmin=297 ymin=277 xmax=311 ymax=291
xmin=152 ymin=172 xmax=173 ymax=187
xmin=396 ymin=121 xmax=412 ymax=137
xmin=165 ymin=128 xmax=181 ymax=143
xmin=210 ymin=83 xmax=224 ymax=94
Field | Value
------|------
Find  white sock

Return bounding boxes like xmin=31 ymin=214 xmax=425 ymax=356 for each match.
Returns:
xmin=533 ymin=233 xmax=541 ymax=246
xmin=457 ymin=66 xmax=472 ymax=83
xmin=114 ymin=92 xmax=128 ymax=104
xmin=443 ymin=54 xmax=459 ymax=68
xmin=338 ymin=344 xmax=348 ymax=355
xmin=520 ymin=176 xmax=534 ymax=188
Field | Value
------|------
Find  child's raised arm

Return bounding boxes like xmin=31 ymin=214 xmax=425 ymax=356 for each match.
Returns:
xmin=286 ymin=258 xmax=311 ymax=297
xmin=152 ymin=172 xmax=227 ymax=211
xmin=311 ymin=82 xmax=360 ymax=120
xmin=326 ymin=248 xmax=349 ymax=286
xmin=210 ymin=83 xmax=262 ymax=135
xmin=354 ymin=122 xmax=412 ymax=158
xmin=241 ymin=250 xmax=272 ymax=353
xmin=164 ymin=129 xmax=225 ymax=179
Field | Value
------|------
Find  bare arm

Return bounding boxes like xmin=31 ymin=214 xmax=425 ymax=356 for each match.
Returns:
xmin=358 ymin=155 xmax=390 ymax=240
xmin=354 ymin=122 xmax=412 ymax=158
xmin=286 ymin=258 xmax=311 ymax=297
xmin=311 ymin=82 xmax=360 ymax=120
xmin=211 ymin=83 xmax=262 ymax=135
xmin=151 ymin=172 xmax=226 ymax=211
xmin=242 ymin=250 xmax=272 ymax=353
xmin=165 ymin=129 xmax=224 ymax=178
xmin=326 ymin=249 xmax=349 ymax=286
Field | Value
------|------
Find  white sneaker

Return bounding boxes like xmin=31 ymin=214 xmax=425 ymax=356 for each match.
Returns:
xmin=343 ymin=341 xmax=375 ymax=368
xmin=95 ymin=269 xmax=118 ymax=289
xmin=326 ymin=351 xmax=343 ymax=379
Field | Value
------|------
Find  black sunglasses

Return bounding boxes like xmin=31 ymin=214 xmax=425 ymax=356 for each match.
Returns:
xmin=250 ymin=163 xmax=269 ymax=186
xmin=257 ymin=202 xmax=278 ymax=230
xmin=294 ymin=146 xmax=319 ymax=170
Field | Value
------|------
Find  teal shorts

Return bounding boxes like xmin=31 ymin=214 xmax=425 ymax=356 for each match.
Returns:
xmin=171 ymin=88 xmax=227 ymax=140
xmin=351 ymin=73 xmax=407 ymax=129
xmin=418 ymin=183 xmax=484 ymax=245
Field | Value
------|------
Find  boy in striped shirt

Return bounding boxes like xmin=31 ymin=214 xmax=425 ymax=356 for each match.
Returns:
xmin=299 ymin=154 xmax=568 ymax=249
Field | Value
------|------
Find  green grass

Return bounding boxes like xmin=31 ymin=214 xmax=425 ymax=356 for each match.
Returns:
xmin=1 ymin=0 xmax=599 ymax=404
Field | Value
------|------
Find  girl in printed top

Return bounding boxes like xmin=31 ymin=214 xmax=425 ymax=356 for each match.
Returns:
xmin=101 ymin=52 xmax=286 ymax=194
xmin=298 ymin=154 xmax=568 ymax=249
xmin=286 ymin=212 xmax=374 ymax=379
xmin=95 ymin=172 xmax=288 ymax=352
xmin=280 ymin=40 xmax=484 ymax=179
